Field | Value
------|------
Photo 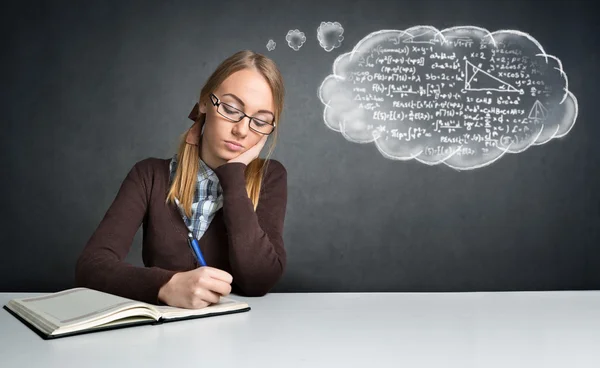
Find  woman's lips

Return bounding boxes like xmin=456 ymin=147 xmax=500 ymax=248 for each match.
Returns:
xmin=224 ymin=140 xmax=244 ymax=152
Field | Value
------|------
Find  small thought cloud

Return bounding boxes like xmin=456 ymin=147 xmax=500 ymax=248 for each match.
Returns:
xmin=318 ymin=26 xmax=578 ymax=170
xmin=286 ymin=29 xmax=306 ymax=51
xmin=266 ymin=39 xmax=276 ymax=51
xmin=317 ymin=21 xmax=344 ymax=52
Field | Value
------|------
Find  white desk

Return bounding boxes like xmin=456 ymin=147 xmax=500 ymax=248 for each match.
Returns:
xmin=1 ymin=291 xmax=600 ymax=367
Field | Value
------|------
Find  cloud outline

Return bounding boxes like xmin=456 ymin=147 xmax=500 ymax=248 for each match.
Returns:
xmin=318 ymin=25 xmax=578 ymax=170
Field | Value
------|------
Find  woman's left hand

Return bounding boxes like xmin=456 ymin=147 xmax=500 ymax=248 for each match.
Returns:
xmin=227 ymin=135 xmax=268 ymax=166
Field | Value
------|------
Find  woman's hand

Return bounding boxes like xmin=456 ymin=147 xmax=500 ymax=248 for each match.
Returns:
xmin=227 ymin=135 xmax=268 ymax=166
xmin=158 ymin=267 xmax=233 ymax=309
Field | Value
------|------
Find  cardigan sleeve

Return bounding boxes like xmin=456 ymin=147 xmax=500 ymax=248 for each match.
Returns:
xmin=213 ymin=159 xmax=288 ymax=296
xmin=74 ymin=159 xmax=177 ymax=304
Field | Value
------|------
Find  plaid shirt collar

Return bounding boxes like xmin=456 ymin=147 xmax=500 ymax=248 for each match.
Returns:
xmin=169 ymin=154 xmax=223 ymax=240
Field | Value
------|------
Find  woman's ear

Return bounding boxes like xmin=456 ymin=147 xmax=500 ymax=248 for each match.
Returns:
xmin=199 ymin=101 xmax=207 ymax=114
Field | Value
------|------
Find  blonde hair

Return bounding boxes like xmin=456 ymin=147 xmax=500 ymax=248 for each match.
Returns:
xmin=166 ymin=50 xmax=285 ymax=216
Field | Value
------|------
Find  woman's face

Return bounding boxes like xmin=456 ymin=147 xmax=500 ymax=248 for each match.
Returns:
xmin=199 ymin=68 xmax=275 ymax=168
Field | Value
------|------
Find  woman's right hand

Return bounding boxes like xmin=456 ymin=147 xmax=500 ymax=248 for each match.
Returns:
xmin=158 ymin=267 xmax=233 ymax=309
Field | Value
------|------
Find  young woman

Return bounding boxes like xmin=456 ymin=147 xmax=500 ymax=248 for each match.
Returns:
xmin=75 ymin=50 xmax=287 ymax=309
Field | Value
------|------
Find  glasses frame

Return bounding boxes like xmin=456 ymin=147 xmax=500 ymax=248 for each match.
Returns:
xmin=209 ymin=93 xmax=276 ymax=136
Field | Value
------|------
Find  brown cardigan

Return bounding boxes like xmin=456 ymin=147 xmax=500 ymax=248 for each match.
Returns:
xmin=74 ymin=157 xmax=287 ymax=304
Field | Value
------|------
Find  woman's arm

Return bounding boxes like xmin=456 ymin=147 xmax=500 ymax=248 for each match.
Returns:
xmin=214 ymin=160 xmax=287 ymax=296
xmin=75 ymin=160 xmax=177 ymax=304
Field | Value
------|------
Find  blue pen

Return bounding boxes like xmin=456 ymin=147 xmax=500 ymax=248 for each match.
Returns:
xmin=187 ymin=232 xmax=207 ymax=267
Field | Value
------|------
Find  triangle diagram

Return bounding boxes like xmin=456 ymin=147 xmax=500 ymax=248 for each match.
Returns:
xmin=464 ymin=60 xmax=520 ymax=93
xmin=528 ymin=100 xmax=548 ymax=121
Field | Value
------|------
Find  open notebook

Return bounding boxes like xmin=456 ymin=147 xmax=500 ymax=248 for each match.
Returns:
xmin=3 ymin=287 xmax=250 ymax=340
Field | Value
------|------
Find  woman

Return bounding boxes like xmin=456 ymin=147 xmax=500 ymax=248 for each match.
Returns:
xmin=75 ymin=50 xmax=287 ymax=309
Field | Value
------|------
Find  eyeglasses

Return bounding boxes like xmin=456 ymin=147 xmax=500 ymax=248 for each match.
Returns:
xmin=210 ymin=93 xmax=276 ymax=135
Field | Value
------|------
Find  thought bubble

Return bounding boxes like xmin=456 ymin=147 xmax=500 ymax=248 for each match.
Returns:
xmin=286 ymin=29 xmax=306 ymax=51
xmin=318 ymin=26 xmax=578 ymax=170
xmin=317 ymin=21 xmax=344 ymax=52
xmin=266 ymin=39 xmax=276 ymax=51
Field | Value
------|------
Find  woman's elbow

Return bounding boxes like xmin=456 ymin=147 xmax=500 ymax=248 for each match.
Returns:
xmin=237 ymin=284 xmax=272 ymax=297
xmin=236 ymin=263 xmax=285 ymax=297
xmin=74 ymin=253 xmax=94 ymax=288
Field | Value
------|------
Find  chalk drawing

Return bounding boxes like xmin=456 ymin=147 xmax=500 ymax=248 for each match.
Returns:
xmin=286 ymin=29 xmax=306 ymax=51
xmin=318 ymin=26 xmax=578 ymax=170
xmin=317 ymin=21 xmax=344 ymax=52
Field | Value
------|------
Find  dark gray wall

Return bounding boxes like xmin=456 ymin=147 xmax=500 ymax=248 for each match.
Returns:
xmin=2 ymin=0 xmax=598 ymax=293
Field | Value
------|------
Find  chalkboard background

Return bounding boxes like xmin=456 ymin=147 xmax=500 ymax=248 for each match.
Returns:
xmin=2 ymin=0 xmax=598 ymax=293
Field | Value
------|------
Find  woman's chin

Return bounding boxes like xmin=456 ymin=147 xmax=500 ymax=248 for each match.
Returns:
xmin=217 ymin=149 xmax=242 ymax=162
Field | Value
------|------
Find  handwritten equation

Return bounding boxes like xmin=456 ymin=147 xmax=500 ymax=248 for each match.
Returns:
xmin=319 ymin=26 xmax=578 ymax=170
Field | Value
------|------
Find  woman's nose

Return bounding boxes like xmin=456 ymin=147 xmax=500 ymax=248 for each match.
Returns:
xmin=232 ymin=117 xmax=250 ymax=137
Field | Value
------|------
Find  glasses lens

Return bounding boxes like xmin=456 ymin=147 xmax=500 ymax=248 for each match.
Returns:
xmin=251 ymin=118 xmax=275 ymax=135
xmin=218 ymin=103 xmax=244 ymax=121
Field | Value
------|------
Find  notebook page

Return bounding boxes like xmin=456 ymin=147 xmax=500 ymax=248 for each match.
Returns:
xmin=155 ymin=297 xmax=248 ymax=319
xmin=16 ymin=288 xmax=144 ymax=327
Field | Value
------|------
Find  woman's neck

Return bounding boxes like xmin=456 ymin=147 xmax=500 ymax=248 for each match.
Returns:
xmin=200 ymin=142 xmax=226 ymax=170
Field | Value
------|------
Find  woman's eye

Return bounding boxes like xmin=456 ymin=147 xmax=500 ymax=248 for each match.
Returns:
xmin=255 ymin=117 xmax=272 ymax=125
xmin=223 ymin=105 xmax=236 ymax=113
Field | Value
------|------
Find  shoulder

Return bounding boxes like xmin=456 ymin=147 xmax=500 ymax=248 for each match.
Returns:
xmin=262 ymin=158 xmax=287 ymax=179
xmin=261 ymin=158 xmax=287 ymax=190
xmin=126 ymin=157 xmax=171 ymax=188
xmin=131 ymin=157 xmax=171 ymax=175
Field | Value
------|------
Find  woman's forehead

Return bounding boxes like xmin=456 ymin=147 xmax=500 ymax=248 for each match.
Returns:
xmin=216 ymin=69 xmax=274 ymax=111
